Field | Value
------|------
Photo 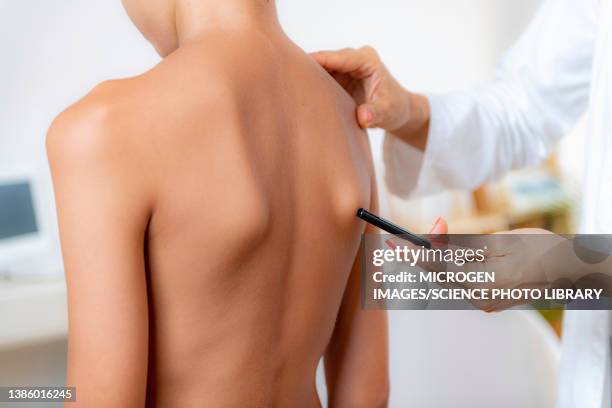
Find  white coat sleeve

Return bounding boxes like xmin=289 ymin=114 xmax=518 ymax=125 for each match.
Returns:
xmin=384 ymin=0 xmax=599 ymax=198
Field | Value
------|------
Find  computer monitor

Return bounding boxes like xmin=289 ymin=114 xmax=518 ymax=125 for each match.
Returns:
xmin=0 ymin=171 xmax=50 ymax=273
xmin=0 ymin=181 xmax=39 ymax=240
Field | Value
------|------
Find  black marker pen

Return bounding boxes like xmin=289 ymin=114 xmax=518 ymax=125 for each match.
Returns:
xmin=357 ymin=208 xmax=432 ymax=249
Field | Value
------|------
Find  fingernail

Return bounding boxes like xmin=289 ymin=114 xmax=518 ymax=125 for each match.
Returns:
xmin=366 ymin=110 xmax=373 ymax=123
xmin=433 ymin=217 xmax=442 ymax=229
xmin=385 ymin=239 xmax=397 ymax=249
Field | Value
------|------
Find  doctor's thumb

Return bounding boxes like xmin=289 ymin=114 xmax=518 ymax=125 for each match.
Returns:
xmin=357 ymin=103 xmax=384 ymax=129
xmin=429 ymin=217 xmax=449 ymax=248
xmin=430 ymin=217 xmax=448 ymax=235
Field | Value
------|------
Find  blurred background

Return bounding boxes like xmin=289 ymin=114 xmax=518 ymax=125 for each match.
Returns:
xmin=1 ymin=0 xmax=580 ymax=406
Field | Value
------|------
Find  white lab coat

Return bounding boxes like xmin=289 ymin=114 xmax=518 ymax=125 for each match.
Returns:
xmin=383 ymin=0 xmax=612 ymax=406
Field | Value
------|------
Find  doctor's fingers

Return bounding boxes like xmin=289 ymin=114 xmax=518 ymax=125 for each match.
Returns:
xmin=383 ymin=218 xmax=450 ymax=271
xmin=384 ymin=217 xmax=448 ymax=250
xmin=311 ymin=46 xmax=382 ymax=78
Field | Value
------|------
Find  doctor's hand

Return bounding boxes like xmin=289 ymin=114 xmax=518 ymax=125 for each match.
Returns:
xmin=451 ymin=229 xmax=559 ymax=312
xmin=441 ymin=228 xmax=576 ymax=312
xmin=387 ymin=222 xmax=572 ymax=312
xmin=311 ymin=46 xmax=431 ymax=149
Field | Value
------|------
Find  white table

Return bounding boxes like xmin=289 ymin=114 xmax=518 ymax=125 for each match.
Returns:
xmin=0 ymin=279 xmax=67 ymax=351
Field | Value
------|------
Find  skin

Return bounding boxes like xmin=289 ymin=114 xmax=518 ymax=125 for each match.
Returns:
xmin=47 ymin=1 xmax=389 ymax=406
